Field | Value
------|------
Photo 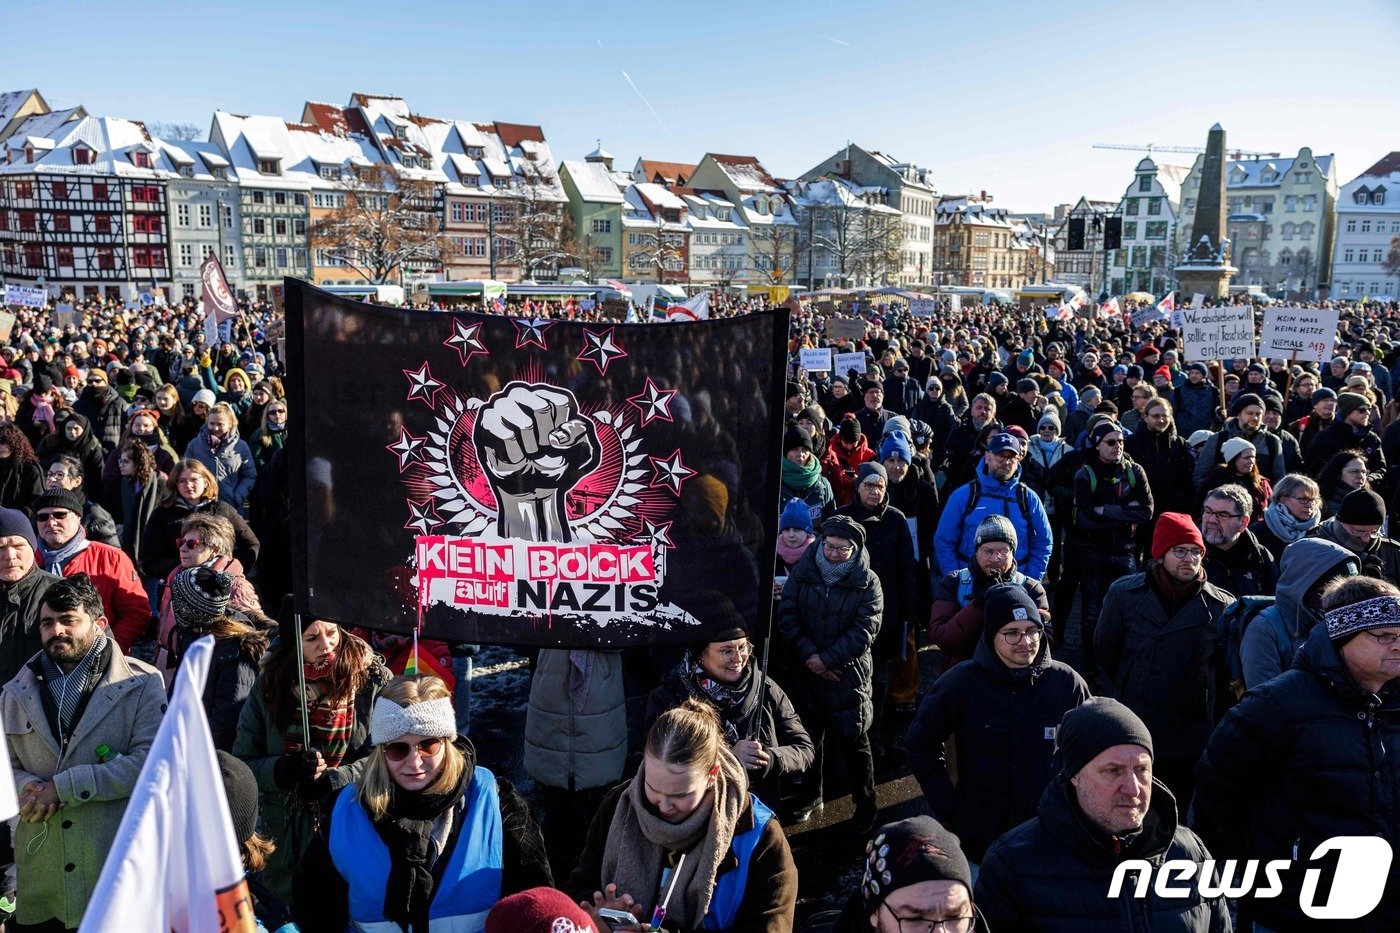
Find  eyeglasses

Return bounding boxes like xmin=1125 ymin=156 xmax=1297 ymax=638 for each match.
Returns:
xmin=177 ymin=537 xmax=206 ymax=550
xmin=880 ymin=904 xmax=975 ymax=933
xmin=990 ymin=450 xmax=1020 ymax=462
xmin=383 ymin=737 xmax=445 ymax=762
xmin=1366 ymin=632 xmax=1400 ymax=646
xmin=712 ymin=643 xmax=753 ymax=662
xmin=1202 ymin=507 xmax=1242 ymax=521
xmin=1169 ymin=546 xmax=1206 ymax=561
xmin=823 ymin=542 xmax=855 ymax=556
xmin=1000 ymin=629 xmax=1042 ymax=645
xmin=1289 ymin=495 xmax=1319 ymax=505
xmin=34 ymin=511 xmax=70 ymax=523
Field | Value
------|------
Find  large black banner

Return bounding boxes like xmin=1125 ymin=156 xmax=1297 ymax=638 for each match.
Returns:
xmin=286 ymin=280 xmax=788 ymax=648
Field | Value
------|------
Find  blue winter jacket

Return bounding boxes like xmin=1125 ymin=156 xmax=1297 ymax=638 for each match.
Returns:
xmin=934 ymin=460 xmax=1052 ymax=581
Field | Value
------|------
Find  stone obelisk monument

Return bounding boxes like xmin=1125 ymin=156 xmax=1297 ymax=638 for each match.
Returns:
xmin=1175 ymin=123 xmax=1238 ymax=300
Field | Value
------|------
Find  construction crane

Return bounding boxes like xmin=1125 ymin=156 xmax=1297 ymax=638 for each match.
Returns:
xmin=1093 ymin=142 xmax=1282 ymax=160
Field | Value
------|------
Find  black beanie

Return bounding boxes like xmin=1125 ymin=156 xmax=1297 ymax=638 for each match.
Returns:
xmin=821 ymin=514 xmax=866 ymax=549
xmin=861 ymin=816 xmax=973 ymax=913
xmin=838 ymin=415 xmax=862 ymax=443
xmin=983 ymin=583 xmax=1044 ymax=644
xmin=216 ymin=750 xmax=259 ymax=846
xmin=1231 ymin=392 xmax=1264 ymax=416
xmin=783 ymin=425 xmax=814 ymax=454
xmin=0 ymin=507 xmax=37 ymax=553
xmin=1056 ymin=697 xmax=1154 ymax=778
xmin=1337 ymin=487 xmax=1386 ymax=525
xmin=32 ymin=488 xmax=86 ymax=518
xmin=786 ymin=381 xmax=803 ymax=400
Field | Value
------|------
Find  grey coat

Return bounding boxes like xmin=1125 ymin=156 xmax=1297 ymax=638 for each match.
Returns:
xmin=524 ymin=648 xmax=628 ymax=792
xmin=776 ymin=543 xmax=883 ymax=737
xmin=184 ymin=427 xmax=258 ymax=514
xmin=3 ymin=646 xmax=166 ymax=928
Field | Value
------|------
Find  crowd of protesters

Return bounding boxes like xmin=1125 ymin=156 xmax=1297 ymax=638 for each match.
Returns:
xmin=0 ymin=288 xmax=1397 ymax=932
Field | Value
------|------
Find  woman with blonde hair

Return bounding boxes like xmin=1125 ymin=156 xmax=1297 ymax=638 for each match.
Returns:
xmin=570 ymin=698 xmax=797 ymax=932
xmin=140 ymin=457 xmax=259 ymax=582
xmin=294 ymin=674 xmax=551 ymax=932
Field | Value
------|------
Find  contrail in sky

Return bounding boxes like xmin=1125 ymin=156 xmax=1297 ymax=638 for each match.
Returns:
xmin=621 ymin=70 xmax=670 ymax=134
xmin=826 ymin=37 xmax=851 ymax=46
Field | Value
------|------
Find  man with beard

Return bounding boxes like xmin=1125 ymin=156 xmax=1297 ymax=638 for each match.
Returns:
xmin=936 ymin=432 xmax=1051 ymax=582
xmin=1193 ymin=392 xmax=1286 ymax=486
xmin=940 ymin=394 xmax=1001 ymax=491
xmin=1199 ymin=484 xmax=1277 ymax=599
xmin=3 ymin=573 xmax=165 ymax=931
xmin=1305 ymin=389 xmax=1386 ymax=479
xmin=1095 ymin=514 xmax=1233 ymax=811
xmin=72 ymin=367 xmax=124 ymax=453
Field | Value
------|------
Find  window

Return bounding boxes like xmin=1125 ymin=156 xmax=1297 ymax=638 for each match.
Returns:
xmin=1392 ymin=221 xmax=1400 ymax=234
xmin=1375 ymin=250 xmax=1386 ymax=263
xmin=133 ymin=185 xmax=160 ymax=203
xmin=179 ymin=243 xmax=193 ymax=267
xmin=1361 ymin=221 xmax=1371 ymax=233
xmin=275 ymin=219 xmax=287 ymax=236
xmin=224 ymin=245 xmax=236 ymax=268
xmin=1284 ymin=196 xmax=1296 ymax=212
xmin=133 ymin=150 xmax=152 ymax=169
xmin=223 ymin=205 xmax=233 ymax=228
xmin=1302 ymin=195 xmax=1316 ymax=212
xmin=258 ymin=160 xmax=279 ymax=175
xmin=450 ymin=202 xmax=463 ymax=222
xmin=177 ymin=204 xmax=190 ymax=226
xmin=253 ymin=219 xmax=266 ymax=235
xmin=1123 ymin=221 xmax=1138 ymax=240
xmin=491 ymin=204 xmax=513 ymax=224
xmin=1147 ymin=198 xmax=1162 ymax=216
xmin=1281 ymin=223 xmax=1294 ymax=239
xmin=1344 ymin=249 xmax=1354 ymax=262
xmin=72 ymin=147 xmax=93 ymax=166
xmin=253 ymin=247 xmax=267 ymax=268
xmin=293 ymin=218 xmax=306 ymax=236
xmin=1295 ymin=171 xmax=1311 ymax=183
xmin=591 ymin=218 xmax=611 ymax=234
xmin=17 ymin=212 xmax=35 ymax=232
xmin=1184 ymin=198 xmax=1195 ymax=214
xmin=319 ymin=165 xmax=338 ymax=180
xmin=97 ymin=246 xmax=115 ymax=270
xmin=1279 ymin=250 xmax=1292 ymax=266
xmin=1299 ymin=222 xmax=1314 ymax=238
xmin=51 ymin=181 xmax=68 ymax=200
xmin=22 ymin=244 xmax=42 ymax=267
xmin=53 ymin=213 xmax=69 ymax=232
xmin=1131 ymin=246 xmax=1147 ymax=268
xmin=294 ymin=248 xmax=308 ymax=268
xmin=1374 ymin=190 xmax=1386 ymax=206
xmin=251 ymin=191 xmax=266 ymax=205
xmin=466 ymin=146 xmax=484 ymax=158
xmin=1347 ymin=219 xmax=1357 ymax=233
xmin=198 ymin=204 xmax=212 ymax=227
xmin=1145 ymin=221 xmax=1168 ymax=240
xmin=597 ymin=247 xmax=613 ymax=264
xmin=1138 ymin=176 xmax=1152 ymax=192
xmin=14 ymin=181 xmax=32 ymax=199
xmin=1258 ymin=198 xmax=1274 ymax=213
xmin=56 ymin=245 xmax=72 ymax=266
xmin=93 ymin=214 xmax=110 ymax=233
xmin=92 ymin=182 xmax=108 ymax=200
xmin=274 ymin=192 xmax=287 ymax=206
xmin=275 ymin=248 xmax=289 ymax=268
xmin=1355 ymin=191 xmax=1370 ymax=205
xmin=183 ymin=283 xmax=195 ymax=299
xmin=1126 ymin=199 xmax=1139 ymax=216
xmin=294 ymin=193 xmax=306 ymax=207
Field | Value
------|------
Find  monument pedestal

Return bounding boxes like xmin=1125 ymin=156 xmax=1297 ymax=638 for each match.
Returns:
xmin=1175 ymin=263 xmax=1237 ymax=301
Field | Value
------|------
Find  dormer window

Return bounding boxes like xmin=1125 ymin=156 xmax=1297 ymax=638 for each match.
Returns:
xmin=179 ymin=166 xmax=194 ymax=178
xmin=467 ymin=147 xmax=484 ymax=158
xmin=24 ymin=146 xmax=35 ymax=164
xmin=211 ymin=168 xmax=227 ymax=180
xmin=73 ymin=146 xmax=94 ymax=166
xmin=133 ymin=150 xmax=152 ymax=169
xmin=259 ymin=160 xmax=280 ymax=175
xmin=319 ymin=165 xmax=338 ymax=180
xmin=1356 ymin=188 xmax=1371 ymax=205
xmin=1373 ymin=187 xmax=1387 ymax=206
xmin=394 ymin=126 xmax=407 ymax=140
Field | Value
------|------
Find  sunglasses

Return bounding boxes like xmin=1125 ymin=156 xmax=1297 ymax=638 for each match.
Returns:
xmin=383 ymin=737 xmax=444 ymax=762
xmin=34 ymin=511 xmax=70 ymax=522
xmin=177 ymin=537 xmax=205 ymax=550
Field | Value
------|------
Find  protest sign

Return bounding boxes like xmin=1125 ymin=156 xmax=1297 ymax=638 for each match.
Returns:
xmin=909 ymin=299 xmax=936 ymax=316
xmin=1190 ymin=293 xmax=1205 ymax=310
xmin=834 ymin=351 xmax=867 ymax=376
xmin=800 ymin=347 xmax=833 ymax=372
xmin=286 ymin=281 xmax=788 ymax=647
xmin=3 ymin=284 xmax=45 ymax=308
xmin=1181 ymin=304 xmax=1254 ymax=361
xmin=824 ymin=316 xmax=867 ymax=341
xmin=0 ymin=312 xmax=15 ymax=344
xmin=1259 ymin=306 xmax=1339 ymax=362
xmin=53 ymin=304 xmax=75 ymax=330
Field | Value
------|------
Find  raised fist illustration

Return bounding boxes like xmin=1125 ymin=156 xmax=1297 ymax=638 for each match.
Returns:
xmin=473 ymin=381 xmax=600 ymax=542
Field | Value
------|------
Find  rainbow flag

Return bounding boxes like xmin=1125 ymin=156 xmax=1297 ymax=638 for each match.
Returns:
xmin=404 ymin=633 xmax=420 ymax=677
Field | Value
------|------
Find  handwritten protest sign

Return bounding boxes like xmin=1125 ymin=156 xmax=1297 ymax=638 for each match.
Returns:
xmin=909 ymin=299 xmax=936 ymax=316
xmin=825 ymin=316 xmax=866 ymax=341
xmin=3 ymin=285 xmax=44 ymax=308
xmin=0 ymin=312 xmax=15 ymax=344
xmin=834 ymin=351 xmax=867 ymax=376
xmin=800 ymin=348 xmax=832 ymax=372
xmin=53 ymin=304 xmax=75 ymax=330
xmin=1259 ymin=306 xmax=1338 ymax=362
xmin=1181 ymin=304 xmax=1254 ymax=362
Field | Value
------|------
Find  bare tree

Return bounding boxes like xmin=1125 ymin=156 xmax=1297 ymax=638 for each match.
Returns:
xmin=749 ymin=222 xmax=798 ymax=285
xmin=799 ymin=198 xmax=903 ymax=287
xmin=495 ymin=163 xmax=571 ymax=281
xmin=569 ymin=232 xmax=612 ymax=281
xmin=149 ymin=121 xmax=202 ymax=141
xmin=1385 ymin=236 xmax=1400 ymax=279
xmin=626 ymin=214 xmax=685 ymax=283
xmin=309 ymin=164 xmax=448 ymax=284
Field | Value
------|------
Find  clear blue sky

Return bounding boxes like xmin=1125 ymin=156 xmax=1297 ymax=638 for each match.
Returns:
xmin=4 ymin=0 xmax=1398 ymax=213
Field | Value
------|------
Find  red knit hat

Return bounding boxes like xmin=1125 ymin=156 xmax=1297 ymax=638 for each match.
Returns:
xmin=485 ymin=887 xmax=599 ymax=933
xmin=1151 ymin=512 xmax=1203 ymax=561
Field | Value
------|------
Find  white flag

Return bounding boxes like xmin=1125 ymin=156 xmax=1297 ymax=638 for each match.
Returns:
xmin=80 ymin=636 xmax=255 ymax=933
xmin=668 ymin=291 xmax=710 ymax=321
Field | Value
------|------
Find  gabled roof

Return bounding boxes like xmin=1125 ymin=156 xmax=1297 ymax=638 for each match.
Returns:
xmin=0 ymin=114 xmax=195 ymax=178
xmin=707 ymin=153 xmax=779 ymax=192
xmin=560 ymin=159 xmax=624 ymax=204
xmin=494 ymin=122 xmax=545 ymax=148
xmin=1360 ymin=152 xmax=1400 ymax=179
xmin=0 ymin=89 xmax=46 ymax=130
xmin=636 ymin=158 xmax=696 ymax=186
xmin=1222 ymin=152 xmax=1335 ymax=188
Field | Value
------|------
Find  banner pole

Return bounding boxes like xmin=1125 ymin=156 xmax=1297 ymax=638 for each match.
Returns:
xmin=294 ymin=611 xmax=311 ymax=747
xmin=1281 ymin=349 xmax=1299 ymax=401
xmin=750 ymin=634 xmax=771 ymax=742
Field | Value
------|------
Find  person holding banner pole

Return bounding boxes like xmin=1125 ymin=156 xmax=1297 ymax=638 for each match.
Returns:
xmin=232 ymin=600 xmax=391 ymax=902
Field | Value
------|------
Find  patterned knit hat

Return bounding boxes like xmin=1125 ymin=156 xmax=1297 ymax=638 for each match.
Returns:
xmin=170 ymin=566 xmax=233 ymax=627
xmin=1324 ymin=593 xmax=1400 ymax=643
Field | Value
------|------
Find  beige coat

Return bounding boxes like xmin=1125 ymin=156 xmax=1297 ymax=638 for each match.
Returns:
xmin=3 ymin=646 xmax=166 ymax=928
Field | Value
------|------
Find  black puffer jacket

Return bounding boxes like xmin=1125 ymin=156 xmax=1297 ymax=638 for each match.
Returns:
xmin=976 ymin=774 xmax=1230 ymax=932
xmin=1193 ymin=621 xmax=1400 ymax=931
xmin=645 ymin=660 xmax=815 ymax=811
xmin=1094 ymin=571 xmax=1234 ymax=764
xmin=1073 ymin=455 xmax=1153 ymax=556
xmin=776 ymin=539 xmax=883 ymax=738
xmin=906 ymin=624 xmax=1089 ymax=860
xmin=1125 ymin=425 xmax=1194 ymax=515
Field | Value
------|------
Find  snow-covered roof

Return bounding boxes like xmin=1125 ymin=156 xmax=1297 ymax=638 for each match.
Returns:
xmin=0 ymin=114 xmax=191 ymax=178
xmin=209 ymin=111 xmax=316 ymax=190
xmin=936 ymin=198 xmax=1018 ymax=229
xmin=585 ymin=142 xmax=612 ymax=162
xmin=623 ymin=184 xmax=686 ymax=231
xmin=561 ymin=159 xmax=624 ymax=204
xmin=634 ymin=158 xmax=696 ymax=186
xmin=634 ymin=181 xmax=686 ymax=211
xmin=787 ymin=176 xmax=901 ymax=214
xmin=708 ymin=153 xmax=780 ymax=192
xmin=1222 ymin=153 xmax=1335 ymax=188
xmin=0 ymin=90 xmax=42 ymax=133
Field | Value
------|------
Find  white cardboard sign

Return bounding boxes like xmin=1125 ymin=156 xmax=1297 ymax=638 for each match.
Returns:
xmin=1259 ymin=306 xmax=1338 ymax=362
xmin=800 ymin=347 xmax=832 ymax=372
xmin=1181 ymin=304 xmax=1254 ymax=362
xmin=833 ymin=351 xmax=867 ymax=376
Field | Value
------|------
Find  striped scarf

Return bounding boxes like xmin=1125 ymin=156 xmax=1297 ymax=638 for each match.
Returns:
xmin=40 ymin=629 xmax=109 ymax=745
xmin=284 ymin=674 xmax=354 ymax=767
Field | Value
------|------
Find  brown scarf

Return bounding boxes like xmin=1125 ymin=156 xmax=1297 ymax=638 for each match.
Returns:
xmin=600 ymin=749 xmax=748 ymax=929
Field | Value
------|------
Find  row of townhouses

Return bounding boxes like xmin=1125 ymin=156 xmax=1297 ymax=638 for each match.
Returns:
xmin=0 ymin=88 xmax=1393 ymax=300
